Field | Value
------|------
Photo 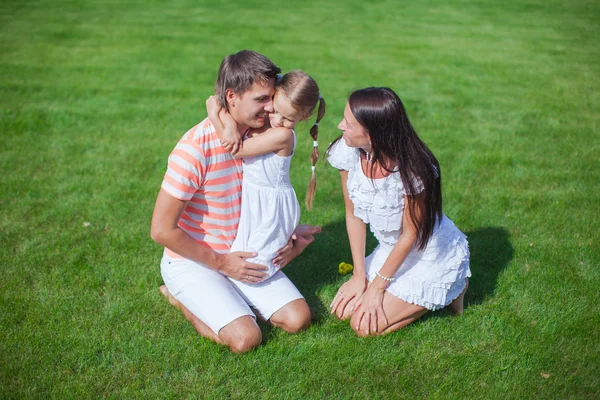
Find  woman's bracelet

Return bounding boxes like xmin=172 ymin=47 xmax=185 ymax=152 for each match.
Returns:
xmin=375 ymin=271 xmax=394 ymax=282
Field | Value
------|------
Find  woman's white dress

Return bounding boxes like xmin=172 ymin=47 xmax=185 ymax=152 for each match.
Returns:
xmin=230 ymin=130 xmax=300 ymax=279
xmin=328 ymin=139 xmax=471 ymax=310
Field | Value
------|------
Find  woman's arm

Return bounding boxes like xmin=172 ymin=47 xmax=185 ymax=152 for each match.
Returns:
xmin=372 ymin=193 xmax=422 ymax=286
xmin=330 ymin=170 xmax=369 ymax=318
xmin=353 ymin=193 xmax=424 ymax=334
xmin=342 ymin=171 xmax=367 ymax=278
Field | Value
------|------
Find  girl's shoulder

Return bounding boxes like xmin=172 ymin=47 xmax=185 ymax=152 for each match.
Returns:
xmin=247 ymin=126 xmax=294 ymax=140
xmin=265 ymin=127 xmax=295 ymax=150
xmin=267 ymin=126 xmax=295 ymax=138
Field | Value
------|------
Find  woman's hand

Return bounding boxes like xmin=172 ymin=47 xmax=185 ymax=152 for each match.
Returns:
xmin=353 ymin=283 xmax=388 ymax=335
xmin=330 ymin=275 xmax=367 ymax=319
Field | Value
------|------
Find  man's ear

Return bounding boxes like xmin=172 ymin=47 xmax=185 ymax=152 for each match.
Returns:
xmin=225 ymin=88 xmax=237 ymax=108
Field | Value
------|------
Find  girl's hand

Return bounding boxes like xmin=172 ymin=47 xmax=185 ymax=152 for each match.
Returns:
xmin=206 ymin=95 xmax=221 ymax=119
xmin=330 ymin=275 xmax=367 ymax=319
xmin=218 ymin=108 xmax=243 ymax=154
xmin=272 ymin=225 xmax=321 ymax=268
xmin=353 ymin=283 xmax=388 ymax=336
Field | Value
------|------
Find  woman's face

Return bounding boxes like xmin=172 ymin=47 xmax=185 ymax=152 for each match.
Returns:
xmin=338 ymin=103 xmax=370 ymax=149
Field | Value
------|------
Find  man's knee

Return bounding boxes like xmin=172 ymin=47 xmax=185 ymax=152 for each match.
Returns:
xmin=227 ymin=331 xmax=262 ymax=353
xmin=219 ymin=316 xmax=262 ymax=353
xmin=271 ymin=299 xmax=311 ymax=333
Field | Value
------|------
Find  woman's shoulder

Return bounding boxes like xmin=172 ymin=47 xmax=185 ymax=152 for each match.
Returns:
xmin=327 ymin=138 xmax=359 ymax=171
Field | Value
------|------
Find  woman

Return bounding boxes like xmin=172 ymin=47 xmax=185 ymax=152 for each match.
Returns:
xmin=328 ymin=87 xmax=471 ymax=336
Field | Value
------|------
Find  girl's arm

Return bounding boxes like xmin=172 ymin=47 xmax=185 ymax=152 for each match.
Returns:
xmin=330 ymin=170 xmax=369 ymax=319
xmin=206 ymin=96 xmax=243 ymax=154
xmin=353 ymin=193 xmax=423 ymax=334
xmin=232 ymin=127 xmax=294 ymax=158
xmin=206 ymin=96 xmax=294 ymax=158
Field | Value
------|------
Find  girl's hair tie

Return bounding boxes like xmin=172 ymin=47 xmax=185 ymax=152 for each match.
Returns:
xmin=313 ymin=140 xmax=318 ymax=147
xmin=313 ymin=122 xmax=319 ymax=126
xmin=311 ymin=166 xmax=316 ymax=171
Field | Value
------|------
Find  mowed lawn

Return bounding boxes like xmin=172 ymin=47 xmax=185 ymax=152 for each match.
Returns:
xmin=1 ymin=0 xmax=598 ymax=398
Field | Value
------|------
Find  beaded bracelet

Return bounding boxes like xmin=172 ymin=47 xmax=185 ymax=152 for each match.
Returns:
xmin=376 ymin=271 xmax=394 ymax=282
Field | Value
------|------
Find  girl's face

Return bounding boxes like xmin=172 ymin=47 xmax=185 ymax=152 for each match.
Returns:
xmin=269 ymin=91 xmax=302 ymax=129
xmin=338 ymin=103 xmax=370 ymax=150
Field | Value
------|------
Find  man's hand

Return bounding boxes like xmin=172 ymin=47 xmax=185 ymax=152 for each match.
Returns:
xmin=272 ymin=225 xmax=322 ymax=269
xmin=218 ymin=251 xmax=269 ymax=284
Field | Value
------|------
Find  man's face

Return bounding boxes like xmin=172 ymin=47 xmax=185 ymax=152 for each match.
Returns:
xmin=228 ymin=78 xmax=275 ymax=129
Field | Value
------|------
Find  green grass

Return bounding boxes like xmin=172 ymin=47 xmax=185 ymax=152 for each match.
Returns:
xmin=1 ymin=0 xmax=598 ymax=398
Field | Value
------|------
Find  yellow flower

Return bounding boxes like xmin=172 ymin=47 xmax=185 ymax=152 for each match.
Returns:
xmin=338 ymin=262 xmax=353 ymax=275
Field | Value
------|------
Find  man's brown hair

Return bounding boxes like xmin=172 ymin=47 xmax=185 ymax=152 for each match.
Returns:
xmin=214 ymin=50 xmax=281 ymax=108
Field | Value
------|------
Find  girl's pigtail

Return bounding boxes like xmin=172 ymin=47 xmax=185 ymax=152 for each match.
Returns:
xmin=306 ymin=95 xmax=326 ymax=211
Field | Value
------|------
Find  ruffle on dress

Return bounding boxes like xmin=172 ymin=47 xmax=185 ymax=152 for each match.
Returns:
xmin=346 ymin=166 xmax=404 ymax=245
xmin=326 ymin=139 xmax=358 ymax=171
xmin=365 ymin=217 xmax=471 ymax=310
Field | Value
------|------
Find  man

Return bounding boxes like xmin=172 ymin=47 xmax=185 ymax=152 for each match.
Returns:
xmin=151 ymin=50 xmax=320 ymax=353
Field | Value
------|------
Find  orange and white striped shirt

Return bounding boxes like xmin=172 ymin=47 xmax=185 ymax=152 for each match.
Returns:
xmin=161 ymin=118 xmax=243 ymax=258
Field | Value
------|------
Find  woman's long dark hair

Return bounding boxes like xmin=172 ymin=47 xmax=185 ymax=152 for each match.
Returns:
xmin=330 ymin=87 xmax=442 ymax=250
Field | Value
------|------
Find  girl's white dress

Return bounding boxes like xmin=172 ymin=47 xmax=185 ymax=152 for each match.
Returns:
xmin=328 ymin=140 xmax=471 ymax=310
xmin=230 ymin=130 xmax=300 ymax=279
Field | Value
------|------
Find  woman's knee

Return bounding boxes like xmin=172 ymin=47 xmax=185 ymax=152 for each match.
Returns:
xmin=349 ymin=313 xmax=389 ymax=338
xmin=335 ymin=305 xmax=354 ymax=321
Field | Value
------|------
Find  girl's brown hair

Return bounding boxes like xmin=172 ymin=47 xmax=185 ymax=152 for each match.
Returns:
xmin=276 ymin=71 xmax=326 ymax=211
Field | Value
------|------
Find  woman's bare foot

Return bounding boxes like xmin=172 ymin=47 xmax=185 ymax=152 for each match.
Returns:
xmin=450 ymin=278 xmax=469 ymax=315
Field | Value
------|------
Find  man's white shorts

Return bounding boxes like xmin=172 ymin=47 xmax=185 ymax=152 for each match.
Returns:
xmin=160 ymin=254 xmax=304 ymax=335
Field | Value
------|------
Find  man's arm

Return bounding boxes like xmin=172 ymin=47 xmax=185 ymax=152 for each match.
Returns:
xmin=150 ymin=189 xmax=268 ymax=283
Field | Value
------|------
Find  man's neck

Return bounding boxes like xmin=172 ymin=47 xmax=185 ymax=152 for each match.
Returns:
xmin=235 ymin=122 xmax=249 ymax=136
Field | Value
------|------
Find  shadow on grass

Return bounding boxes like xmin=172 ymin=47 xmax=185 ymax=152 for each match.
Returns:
xmin=283 ymin=220 xmax=513 ymax=328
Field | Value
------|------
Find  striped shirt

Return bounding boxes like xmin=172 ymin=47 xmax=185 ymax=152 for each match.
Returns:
xmin=161 ymin=118 xmax=243 ymax=258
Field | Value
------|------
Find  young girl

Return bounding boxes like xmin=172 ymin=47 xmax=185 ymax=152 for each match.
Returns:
xmin=328 ymin=87 xmax=471 ymax=337
xmin=207 ymin=70 xmax=326 ymax=281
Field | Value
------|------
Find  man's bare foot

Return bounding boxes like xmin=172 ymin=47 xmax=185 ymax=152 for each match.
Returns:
xmin=450 ymin=278 xmax=469 ymax=315
xmin=159 ymin=285 xmax=180 ymax=308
